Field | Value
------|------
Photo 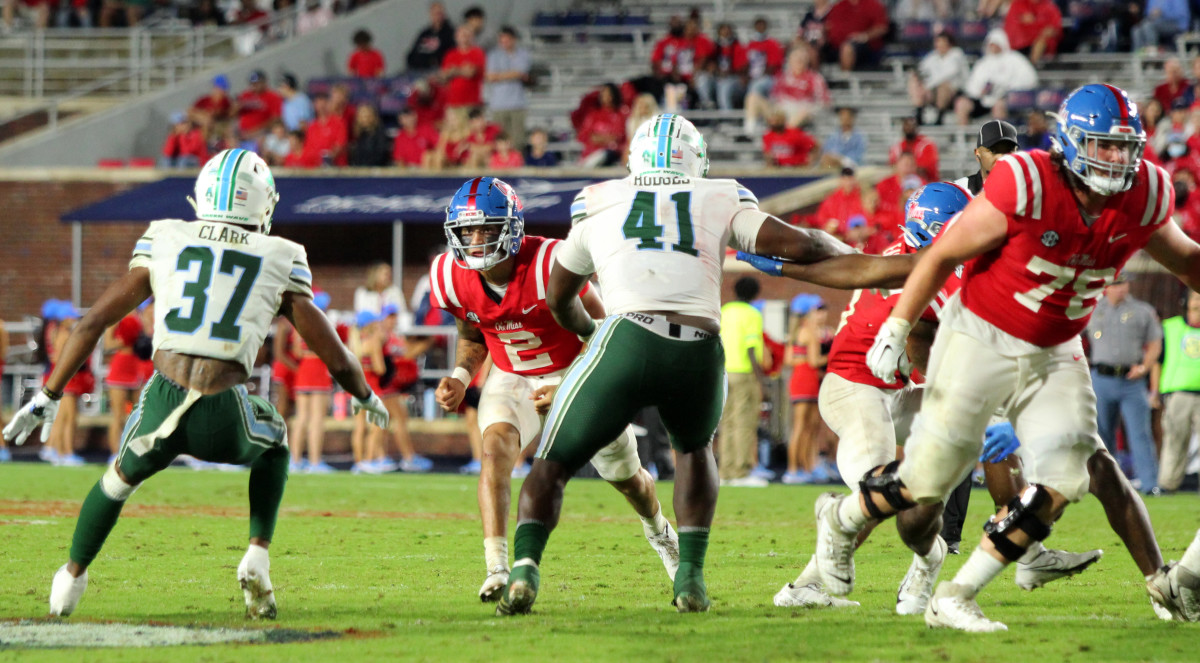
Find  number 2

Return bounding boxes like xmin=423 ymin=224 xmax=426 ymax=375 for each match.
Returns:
xmin=622 ymin=191 xmax=699 ymax=256
xmin=165 ymin=246 xmax=263 ymax=341
xmin=497 ymin=330 xmax=552 ymax=371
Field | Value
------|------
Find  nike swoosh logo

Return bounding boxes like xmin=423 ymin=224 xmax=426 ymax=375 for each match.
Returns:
xmin=829 ymin=574 xmax=852 ymax=586
xmin=1073 ymin=354 xmax=1083 ymax=361
xmin=1109 ymin=234 xmax=1127 ymax=243
xmin=1170 ymin=582 xmax=1180 ymax=600
xmin=931 ymin=603 xmax=939 ymax=616
xmin=522 ymin=305 xmax=537 ymax=314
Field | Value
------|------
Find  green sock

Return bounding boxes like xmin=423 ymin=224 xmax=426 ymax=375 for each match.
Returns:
xmin=512 ymin=520 xmax=550 ymax=566
xmin=69 ymin=481 xmax=127 ymax=567
xmin=675 ymin=528 xmax=710 ymax=596
xmin=248 ymin=447 xmax=289 ymax=541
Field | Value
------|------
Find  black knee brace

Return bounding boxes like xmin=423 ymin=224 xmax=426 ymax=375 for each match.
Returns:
xmin=982 ymin=484 xmax=1053 ymax=561
xmin=858 ymin=460 xmax=917 ymax=520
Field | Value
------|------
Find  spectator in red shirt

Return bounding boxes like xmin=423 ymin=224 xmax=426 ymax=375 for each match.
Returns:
xmin=821 ymin=0 xmax=889 ymax=71
xmin=408 ymin=78 xmax=446 ymax=129
xmin=392 ymin=107 xmax=440 ymax=168
xmin=160 ymin=111 xmax=208 ymax=168
xmin=694 ymin=22 xmax=747 ymax=110
xmin=888 ymin=117 xmax=940 ymax=181
xmin=744 ymin=17 xmax=786 ymax=101
xmin=651 ymin=16 xmax=688 ymax=82
xmin=426 ymin=112 xmax=471 ymax=170
xmin=464 ymin=107 xmax=502 ymax=167
xmin=677 ymin=16 xmax=715 ymax=84
xmin=745 ymin=46 xmax=830 ymax=132
xmin=233 ymin=0 xmax=268 ymax=29
xmin=329 ymin=83 xmax=357 ymax=132
xmin=875 ymin=153 xmax=925 ymax=217
xmin=439 ymin=24 xmax=486 ymax=124
xmin=283 ymin=131 xmax=312 ymax=168
xmin=488 ymin=134 xmax=525 ymax=169
xmin=1003 ymin=0 xmax=1062 ymax=66
xmin=813 ymin=167 xmax=864 ymax=233
xmin=348 ymin=29 xmax=386 ymax=78
xmin=236 ymin=70 xmax=283 ymax=139
xmin=762 ymin=110 xmax=819 ymax=167
xmin=1155 ymin=57 xmax=1190 ymax=112
xmin=192 ymin=74 xmax=233 ymax=124
xmin=577 ymin=83 xmax=627 ymax=167
xmin=301 ymin=94 xmax=348 ymax=167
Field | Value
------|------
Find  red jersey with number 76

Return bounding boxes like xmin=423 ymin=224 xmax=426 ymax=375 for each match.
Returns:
xmin=961 ymin=150 xmax=1173 ymax=347
xmin=429 ymin=235 xmax=590 ymax=376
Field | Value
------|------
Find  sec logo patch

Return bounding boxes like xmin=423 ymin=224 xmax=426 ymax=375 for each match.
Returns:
xmin=1041 ymin=231 xmax=1060 ymax=247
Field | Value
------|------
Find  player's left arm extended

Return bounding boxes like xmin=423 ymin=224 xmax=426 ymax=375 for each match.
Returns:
xmin=547 ymin=261 xmax=596 ymax=338
xmin=44 ymin=268 xmax=152 ymax=395
xmin=1144 ymin=220 xmax=1200 ymax=292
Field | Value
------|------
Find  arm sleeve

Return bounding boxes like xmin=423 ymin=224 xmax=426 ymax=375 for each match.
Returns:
xmin=129 ymin=222 xmax=158 ymax=270
xmin=286 ymin=245 xmax=314 ymax=298
xmin=555 ymin=224 xmax=595 ymax=275
xmin=570 ymin=190 xmax=588 ymax=225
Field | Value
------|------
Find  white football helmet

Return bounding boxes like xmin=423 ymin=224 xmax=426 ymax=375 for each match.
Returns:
xmin=627 ymin=113 xmax=709 ymax=178
xmin=188 ymin=149 xmax=280 ymax=234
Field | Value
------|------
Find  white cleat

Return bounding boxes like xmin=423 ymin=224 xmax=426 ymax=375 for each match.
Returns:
xmin=1015 ymin=547 xmax=1102 ymax=590
xmin=479 ymin=565 xmax=509 ymax=603
xmin=237 ymin=545 xmax=276 ymax=620
xmin=924 ymin=582 xmax=1007 ymax=632
xmin=1147 ymin=562 xmax=1200 ymax=622
xmin=897 ymin=536 xmax=947 ymax=616
xmin=774 ymin=582 xmax=860 ymax=608
xmin=814 ymin=492 xmax=856 ymax=596
xmin=645 ymin=522 xmax=680 ymax=581
xmin=49 ymin=564 xmax=88 ymax=617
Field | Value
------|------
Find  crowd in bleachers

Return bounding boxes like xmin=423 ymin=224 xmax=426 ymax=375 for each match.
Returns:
xmin=1 ymin=0 xmax=373 ymax=32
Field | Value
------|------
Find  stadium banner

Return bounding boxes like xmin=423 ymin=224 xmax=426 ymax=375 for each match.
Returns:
xmin=61 ymin=175 xmax=818 ymax=224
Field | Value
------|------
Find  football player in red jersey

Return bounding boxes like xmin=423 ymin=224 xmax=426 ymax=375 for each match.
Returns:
xmin=430 ymin=177 xmax=681 ymax=603
xmin=808 ymin=84 xmax=1200 ymax=631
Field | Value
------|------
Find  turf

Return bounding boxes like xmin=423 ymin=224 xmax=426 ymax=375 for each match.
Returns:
xmin=0 ymin=464 xmax=1198 ymax=662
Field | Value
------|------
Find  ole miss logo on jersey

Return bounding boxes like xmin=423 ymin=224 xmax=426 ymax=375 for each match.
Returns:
xmin=429 ymin=235 xmax=588 ymax=376
xmin=963 ymin=150 xmax=1173 ymax=347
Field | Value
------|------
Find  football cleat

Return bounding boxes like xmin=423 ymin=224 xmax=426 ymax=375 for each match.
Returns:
xmin=1147 ymin=562 xmax=1200 ymax=622
xmin=49 ymin=564 xmax=88 ymax=617
xmin=237 ymin=545 xmax=276 ymax=620
xmin=897 ymin=536 xmax=947 ymax=616
xmin=495 ymin=562 xmax=539 ymax=616
xmin=645 ymin=522 xmax=680 ymax=581
xmin=924 ymin=582 xmax=1007 ymax=632
xmin=479 ymin=565 xmax=509 ymax=603
xmin=1015 ymin=547 xmax=1103 ymax=590
xmin=814 ymin=492 xmax=857 ymax=596
xmin=774 ymin=582 xmax=860 ymax=608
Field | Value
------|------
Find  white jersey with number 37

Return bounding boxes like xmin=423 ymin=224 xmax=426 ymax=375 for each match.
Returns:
xmin=556 ymin=173 xmax=760 ymax=322
xmin=129 ymin=219 xmax=313 ymax=374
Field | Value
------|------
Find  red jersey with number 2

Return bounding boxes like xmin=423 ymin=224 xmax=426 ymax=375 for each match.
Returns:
xmin=429 ymin=235 xmax=590 ymax=376
xmin=827 ymin=239 xmax=962 ymax=390
xmin=963 ymin=150 xmax=1173 ymax=347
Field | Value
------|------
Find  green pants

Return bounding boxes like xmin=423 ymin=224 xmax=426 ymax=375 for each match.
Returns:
xmin=539 ymin=316 xmax=725 ymax=472
xmin=117 ymin=373 xmax=288 ymax=483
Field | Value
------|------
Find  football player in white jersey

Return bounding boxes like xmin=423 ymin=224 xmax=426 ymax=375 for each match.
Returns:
xmin=495 ymin=113 xmax=920 ymax=615
xmin=3 ymin=149 xmax=389 ymax=619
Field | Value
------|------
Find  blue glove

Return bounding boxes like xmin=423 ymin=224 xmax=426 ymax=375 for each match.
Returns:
xmin=735 ymin=251 xmax=783 ymax=276
xmin=980 ymin=422 xmax=1019 ymax=463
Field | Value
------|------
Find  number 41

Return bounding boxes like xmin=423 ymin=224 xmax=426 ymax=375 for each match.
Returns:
xmin=622 ymin=191 xmax=699 ymax=256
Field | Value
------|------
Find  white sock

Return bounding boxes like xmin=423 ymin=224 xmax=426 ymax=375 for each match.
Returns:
xmin=1180 ymin=530 xmax=1200 ymax=572
xmin=794 ymin=554 xmax=820 ymax=585
xmin=1017 ymin=540 xmax=1046 ymax=565
xmin=484 ymin=537 xmax=508 ymax=572
xmin=244 ymin=543 xmax=269 ymax=567
xmin=641 ymin=506 xmax=669 ymax=537
xmin=921 ymin=537 xmax=947 ymax=567
xmin=952 ymin=547 xmax=1007 ymax=597
xmin=836 ymin=492 xmax=870 ymax=533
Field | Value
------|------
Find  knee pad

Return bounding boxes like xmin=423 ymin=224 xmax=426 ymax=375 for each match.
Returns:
xmin=859 ymin=460 xmax=918 ymax=519
xmin=100 ymin=465 xmax=140 ymax=502
xmin=982 ymin=484 xmax=1053 ymax=561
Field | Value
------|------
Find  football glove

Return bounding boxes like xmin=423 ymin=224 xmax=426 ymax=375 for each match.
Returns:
xmin=735 ymin=251 xmax=784 ymax=276
xmin=352 ymin=392 xmax=390 ymax=430
xmin=980 ymin=422 xmax=1020 ymax=463
xmin=3 ymin=390 xmax=60 ymax=446
xmin=866 ymin=317 xmax=913 ymax=382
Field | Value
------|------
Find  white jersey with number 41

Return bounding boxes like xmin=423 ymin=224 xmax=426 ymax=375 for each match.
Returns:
xmin=129 ymin=219 xmax=313 ymax=375
xmin=557 ymin=173 xmax=761 ymax=323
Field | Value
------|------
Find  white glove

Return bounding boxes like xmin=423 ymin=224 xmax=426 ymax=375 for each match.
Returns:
xmin=866 ymin=317 xmax=913 ymax=382
xmin=352 ymin=392 xmax=390 ymax=430
xmin=3 ymin=390 xmax=60 ymax=446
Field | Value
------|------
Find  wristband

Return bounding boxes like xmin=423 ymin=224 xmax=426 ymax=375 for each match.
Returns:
xmin=451 ymin=367 xmax=472 ymax=387
xmin=42 ymin=386 xmax=63 ymax=401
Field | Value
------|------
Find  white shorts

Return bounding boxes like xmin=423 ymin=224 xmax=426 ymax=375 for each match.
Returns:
xmin=477 ymin=368 xmax=641 ymax=482
xmin=899 ymin=300 xmax=1103 ymax=503
xmin=819 ymin=372 xmax=924 ymax=486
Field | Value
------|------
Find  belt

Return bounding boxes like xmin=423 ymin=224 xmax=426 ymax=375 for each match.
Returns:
xmin=620 ymin=312 xmax=716 ymax=341
xmin=1092 ymin=363 xmax=1132 ymax=377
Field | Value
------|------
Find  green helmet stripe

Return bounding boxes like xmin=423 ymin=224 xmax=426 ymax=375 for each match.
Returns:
xmin=224 ymin=151 xmax=248 ymax=213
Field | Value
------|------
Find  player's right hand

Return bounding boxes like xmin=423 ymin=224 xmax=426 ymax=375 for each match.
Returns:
xmin=352 ymin=392 xmax=390 ymax=430
xmin=2 ymin=391 xmax=60 ymax=446
xmin=866 ymin=317 xmax=913 ymax=382
xmin=735 ymin=251 xmax=784 ymax=276
xmin=435 ymin=377 xmax=466 ymax=412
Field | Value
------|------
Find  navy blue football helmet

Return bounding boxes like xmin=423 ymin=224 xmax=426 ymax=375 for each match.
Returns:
xmin=444 ymin=176 xmax=526 ymax=270
xmin=901 ymin=182 xmax=971 ymax=249
xmin=1050 ymin=84 xmax=1145 ymax=196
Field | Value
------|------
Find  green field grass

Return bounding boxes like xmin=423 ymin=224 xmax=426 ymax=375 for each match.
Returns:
xmin=1 ymin=464 xmax=1199 ymax=662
